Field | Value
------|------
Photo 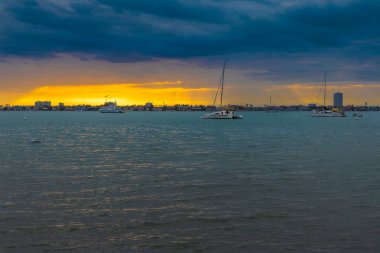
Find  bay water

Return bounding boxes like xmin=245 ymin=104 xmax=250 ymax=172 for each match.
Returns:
xmin=1 ymin=111 xmax=380 ymax=252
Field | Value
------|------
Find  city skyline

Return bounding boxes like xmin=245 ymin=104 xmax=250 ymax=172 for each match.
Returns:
xmin=3 ymin=90 xmax=373 ymax=108
xmin=1 ymin=1 xmax=380 ymax=105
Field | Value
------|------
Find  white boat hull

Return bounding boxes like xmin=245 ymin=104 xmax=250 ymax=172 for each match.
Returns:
xmin=202 ymin=110 xmax=243 ymax=119
xmin=99 ymin=105 xmax=124 ymax=113
xmin=202 ymin=114 xmax=233 ymax=119
xmin=100 ymin=111 xmax=124 ymax=113
xmin=310 ymin=110 xmax=345 ymax=117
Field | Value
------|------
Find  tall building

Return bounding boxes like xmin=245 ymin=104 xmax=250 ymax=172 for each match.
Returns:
xmin=333 ymin=92 xmax=343 ymax=107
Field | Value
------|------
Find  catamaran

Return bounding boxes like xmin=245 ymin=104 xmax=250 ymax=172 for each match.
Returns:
xmin=202 ymin=62 xmax=243 ymax=119
xmin=310 ymin=71 xmax=345 ymax=117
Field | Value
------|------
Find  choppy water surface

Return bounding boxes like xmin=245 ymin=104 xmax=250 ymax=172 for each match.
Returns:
xmin=1 ymin=111 xmax=380 ymax=252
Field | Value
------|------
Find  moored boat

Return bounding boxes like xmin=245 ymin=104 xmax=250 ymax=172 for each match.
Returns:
xmin=310 ymin=71 xmax=345 ymax=117
xmin=99 ymin=99 xmax=124 ymax=113
xmin=202 ymin=110 xmax=243 ymax=119
xmin=202 ymin=62 xmax=243 ymax=120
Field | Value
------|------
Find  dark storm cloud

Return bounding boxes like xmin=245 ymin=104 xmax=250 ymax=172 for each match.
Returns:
xmin=1 ymin=0 xmax=380 ymax=75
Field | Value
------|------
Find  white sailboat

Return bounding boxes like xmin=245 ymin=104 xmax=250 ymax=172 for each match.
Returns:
xmin=202 ymin=62 xmax=243 ymax=119
xmin=266 ymin=96 xmax=277 ymax=113
xmin=310 ymin=71 xmax=345 ymax=117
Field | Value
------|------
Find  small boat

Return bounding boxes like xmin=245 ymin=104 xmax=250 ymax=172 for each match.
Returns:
xmin=265 ymin=96 xmax=277 ymax=113
xmin=99 ymin=98 xmax=124 ymax=113
xmin=202 ymin=110 xmax=243 ymax=119
xmin=310 ymin=71 xmax=345 ymax=117
xmin=99 ymin=105 xmax=124 ymax=113
xmin=202 ymin=62 xmax=243 ymax=119
xmin=311 ymin=109 xmax=346 ymax=117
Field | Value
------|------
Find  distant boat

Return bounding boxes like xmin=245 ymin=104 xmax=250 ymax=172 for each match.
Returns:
xmin=99 ymin=103 xmax=124 ymax=113
xmin=266 ymin=96 xmax=277 ymax=113
xmin=99 ymin=96 xmax=124 ymax=113
xmin=311 ymin=109 xmax=345 ymax=117
xmin=202 ymin=62 xmax=243 ymax=119
xmin=310 ymin=71 xmax=345 ymax=117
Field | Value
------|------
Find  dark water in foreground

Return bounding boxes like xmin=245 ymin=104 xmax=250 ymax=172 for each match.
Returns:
xmin=1 ymin=111 xmax=380 ymax=252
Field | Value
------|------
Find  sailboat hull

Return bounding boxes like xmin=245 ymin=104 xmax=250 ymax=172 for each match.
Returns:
xmin=202 ymin=115 xmax=233 ymax=119
xmin=310 ymin=114 xmax=345 ymax=117
xmin=202 ymin=110 xmax=243 ymax=119
xmin=310 ymin=110 xmax=345 ymax=117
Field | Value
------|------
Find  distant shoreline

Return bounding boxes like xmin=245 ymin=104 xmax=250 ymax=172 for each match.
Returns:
xmin=1 ymin=105 xmax=379 ymax=112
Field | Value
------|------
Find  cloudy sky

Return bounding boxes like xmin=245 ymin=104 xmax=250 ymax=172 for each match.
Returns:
xmin=1 ymin=0 xmax=379 ymax=105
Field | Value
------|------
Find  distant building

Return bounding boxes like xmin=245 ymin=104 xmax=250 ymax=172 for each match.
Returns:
xmin=35 ymin=101 xmax=51 ymax=110
xmin=333 ymin=92 xmax=343 ymax=107
xmin=145 ymin=102 xmax=154 ymax=111
xmin=308 ymin=103 xmax=317 ymax=109
xmin=57 ymin=102 xmax=65 ymax=111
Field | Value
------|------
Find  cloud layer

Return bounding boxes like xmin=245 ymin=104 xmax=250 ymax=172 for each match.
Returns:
xmin=1 ymin=0 xmax=380 ymax=83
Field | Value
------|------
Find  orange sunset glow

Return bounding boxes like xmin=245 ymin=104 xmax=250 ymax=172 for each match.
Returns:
xmin=13 ymin=82 xmax=216 ymax=106
xmin=8 ymin=81 xmax=380 ymax=107
xmin=2 ymin=56 xmax=380 ymax=106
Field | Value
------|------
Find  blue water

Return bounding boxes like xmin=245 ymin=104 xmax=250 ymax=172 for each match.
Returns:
xmin=1 ymin=111 xmax=380 ymax=252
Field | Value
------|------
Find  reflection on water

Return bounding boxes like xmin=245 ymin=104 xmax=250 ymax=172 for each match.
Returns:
xmin=1 ymin=111 xmax=380 ymax=252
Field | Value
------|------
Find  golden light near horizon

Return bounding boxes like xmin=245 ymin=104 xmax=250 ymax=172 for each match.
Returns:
xmin=263 ymin=83 xmax=380 ymax=106
xmin=7 ymin=78 xmax=380 ymax=106
xmin=12 ymin=82 xmax=216 ymax=106
xmin=2 ymin=55 xmax=380 ymax=106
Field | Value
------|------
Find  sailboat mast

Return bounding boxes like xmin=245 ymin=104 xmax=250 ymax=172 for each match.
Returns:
xmin=270 ymin=96 xmax=272 ymax=108
xmin=220 ymin=62 xmax=226 ymax=108
xmin=323 ymin=71 xmax=327 ymax=108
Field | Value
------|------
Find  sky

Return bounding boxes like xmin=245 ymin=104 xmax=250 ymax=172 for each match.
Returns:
xmin=0 ymin=0 xmax=380 ymax=106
